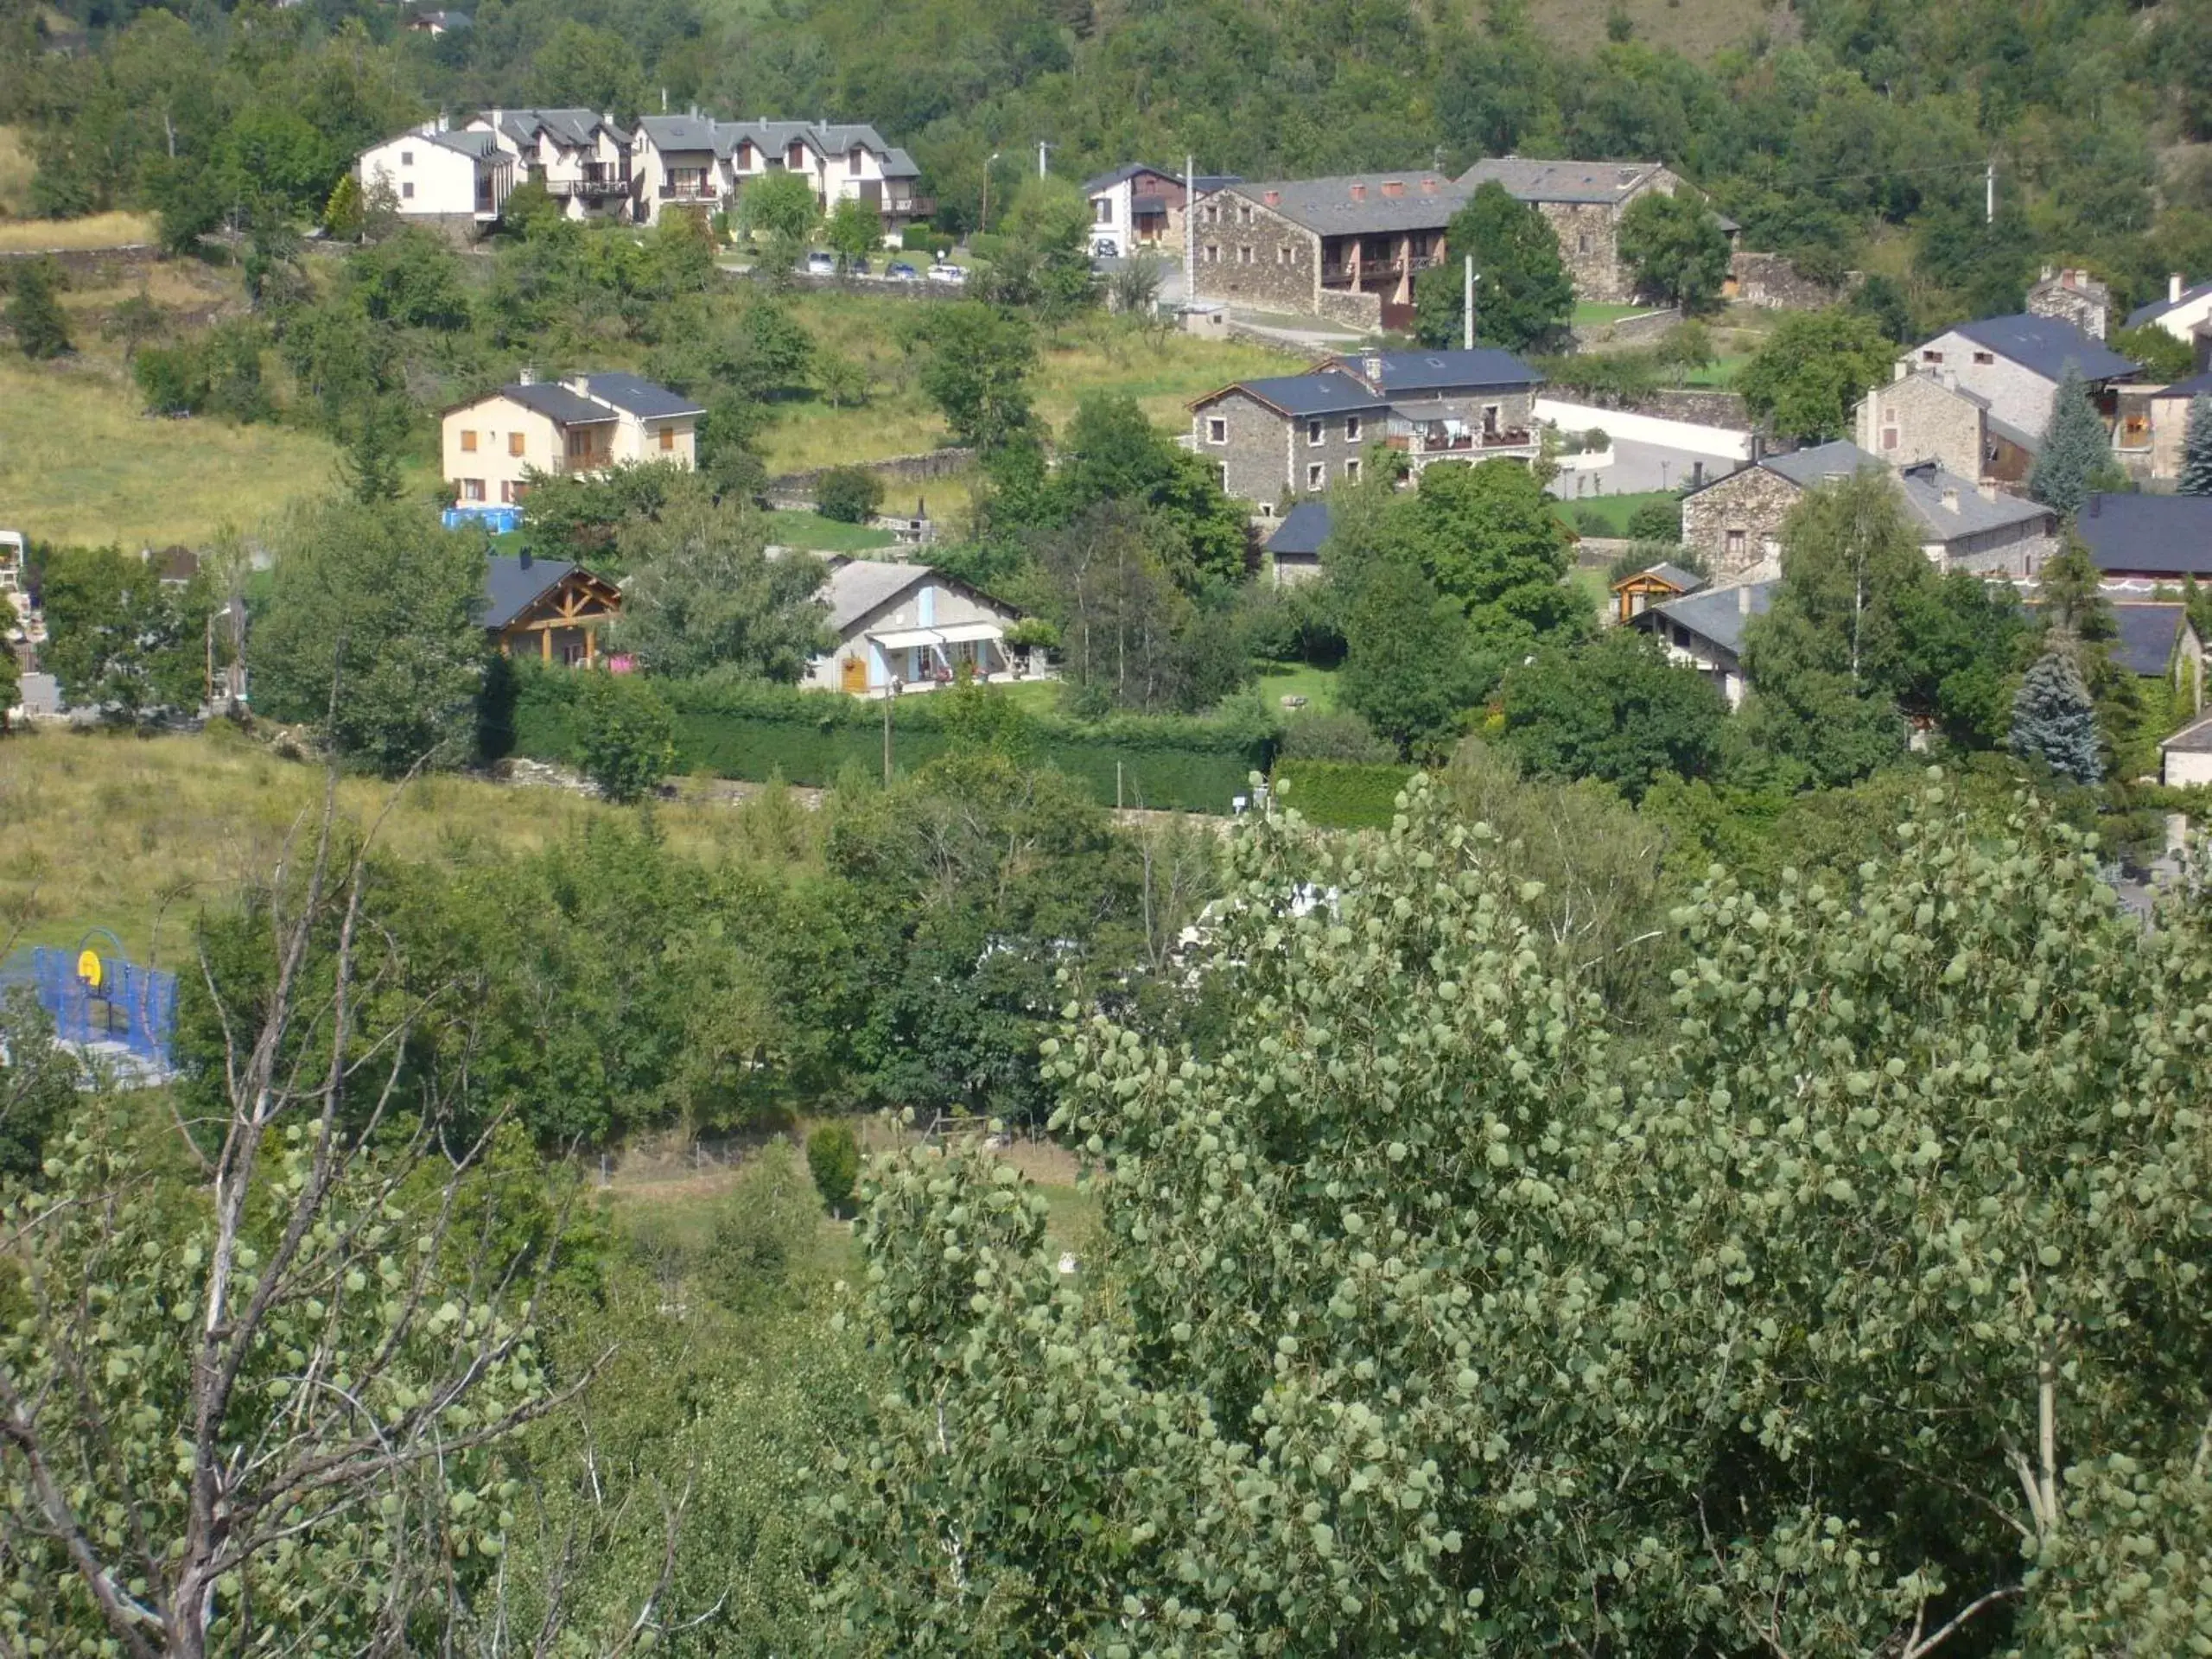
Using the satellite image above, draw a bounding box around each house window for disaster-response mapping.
[1206,416,1227,444]
[1205,244,1219,263]
[1345,416,1362,442]
[658,427,676,452]
[1239,203,1252,224]
[461,478,486,501]
[1483,404,1500,435]
[1726,529,1746,558]
[1095,199,1111,223]
[1278,244,1290,264]
[1306,462,1325,489]
[1344,457,1361,481]
[1973,351,1994,365]
[500,480,518,504]
[566,429,596,461]
[509,431,525,457]
[1922,350,1943,364]
[1881,425,1898,450]
[1239,245,1253,264]
[400,150,414,166]
[402,181,415,200]
[1307,419,1325,446]
[1577,232,1591,253]
[460,429,478,453]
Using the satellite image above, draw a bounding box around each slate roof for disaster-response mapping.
[1942,314,2138,384]
[1231,174,1464,236]
[418,128,501,162]
[1761,439,1884,489]
[493,108,629,149]
[2075,493,2212,577]
[2110,604,2189,677]
[2152,369,2212,401]
[1084,162,1242,194]
[1641,580,1777,660]
[1616,561,1705,594]
[1198,373,1395,418]
[821,560,929,633]
[1458,156,1669,206]
[2163,709,2212,753]
[634,115,720,153]
[1320,348,1542,393]
[1894,462,2053,543]
[1266,502,1333,559]
[480,556,576,630]
[2126,279,2212,330]
[570,371,703,420]
[881,147,921,180]
[496,382,616,426]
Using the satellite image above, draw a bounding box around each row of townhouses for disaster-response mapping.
[1088,156,1737,329]
[357,109,928,236]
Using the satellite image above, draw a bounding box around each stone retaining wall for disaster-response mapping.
[0,244,157,284]
[1556,386,1753,431]
[1313,287,1382,331]
[766,447,977,499]
[1730,250,1856,311]
[1569,306,1683,350]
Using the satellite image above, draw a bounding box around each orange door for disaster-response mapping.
[841,653,868,694]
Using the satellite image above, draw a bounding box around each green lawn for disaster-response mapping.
[1554,489,1681,537]
[760,510,899,553]
[1573,302,1656,324]
[1253,662,1343,715]
[1674,353,1750,389]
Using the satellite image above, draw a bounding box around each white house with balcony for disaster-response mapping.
[467,108,632,220]
[357,122,512,237]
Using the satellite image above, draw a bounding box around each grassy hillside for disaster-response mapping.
[764,296,1302,476]
[0,728,814,963]
[0,356,347,546]
[1513,0,1795,60]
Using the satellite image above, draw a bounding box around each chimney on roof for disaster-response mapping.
[1361,351,1384,388]
[1264,188,1280,207]
[1738,583,1751,615]
[2174,273,2186,305]
[518,366,535,385]
[1349,182,1367,201]
[2090,493,2103,518]
[1978,478,1997,501]
[1381,179,1404,197]
[1942,485,1961,513]
[518,546,531,569]
[2040,264,2054,283]
[1421,176,1439,194]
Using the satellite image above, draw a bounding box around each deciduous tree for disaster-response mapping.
[1737,306,1894,439]
[1618,188,1732,310]
[1498,626,1726,796]
[1411,181,1573,352]
[608,496,830,681]
[905,302,1038,453]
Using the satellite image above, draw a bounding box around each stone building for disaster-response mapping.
[2143,368,2212,482]
[1900,313,2137,443]
[2025,266,2113,341]
[1681,440,2054,584]
[1195,174,1460,329]
[1191,348,1543,515]
[1853,370,2038,486]
[1456,157,1717,305]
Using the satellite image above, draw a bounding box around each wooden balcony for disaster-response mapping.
[551,175,631,200]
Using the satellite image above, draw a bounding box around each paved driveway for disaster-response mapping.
[1550,436,1740,499]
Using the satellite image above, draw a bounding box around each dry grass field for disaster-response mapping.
[1515,0,1794,60]
[0,728,825,964]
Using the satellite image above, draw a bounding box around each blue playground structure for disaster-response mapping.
[0,931,179,1071]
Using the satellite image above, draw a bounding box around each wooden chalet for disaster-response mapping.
[1610,561,1706,625]
[481,554,620,664]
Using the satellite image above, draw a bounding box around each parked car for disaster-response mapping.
[887,261,920,282]
[804,251,836,276]
[926,263,967,285]
[1090,237,1122,258]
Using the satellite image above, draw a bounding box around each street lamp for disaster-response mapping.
[980,151,1001,236]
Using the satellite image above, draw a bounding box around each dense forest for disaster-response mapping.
[10,0,2212,321]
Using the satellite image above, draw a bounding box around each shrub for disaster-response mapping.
[702,1141,821,1309]
[1273,757,1417,828]
[806,1121,861,1215]
[574,670,675,804]
[815,465,885,524]
[1625,498,1682,542]
[1276,711,1395,764]
[901,224,938,252]
[5,258,70,360]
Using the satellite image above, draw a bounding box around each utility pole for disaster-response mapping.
[1464,256,1475,350]
[1185,153,1197,304]
[981,150,1001,235]
[881,690,892,785]
[1037,140,1052,179]
[1986,159,1995,226]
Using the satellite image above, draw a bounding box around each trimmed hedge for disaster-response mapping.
[496,666,1270,814]
[1272,759,1416,830]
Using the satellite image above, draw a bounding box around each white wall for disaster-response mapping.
[359,134,483,219]
[1535,398,1751,461]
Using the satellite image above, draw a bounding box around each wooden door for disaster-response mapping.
[841,652,868,694]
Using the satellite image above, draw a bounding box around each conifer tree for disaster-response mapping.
[2030,365,2117,515]
[3,257,70,359]
[2009,644,2104,784]
[2180,393,2212,497]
